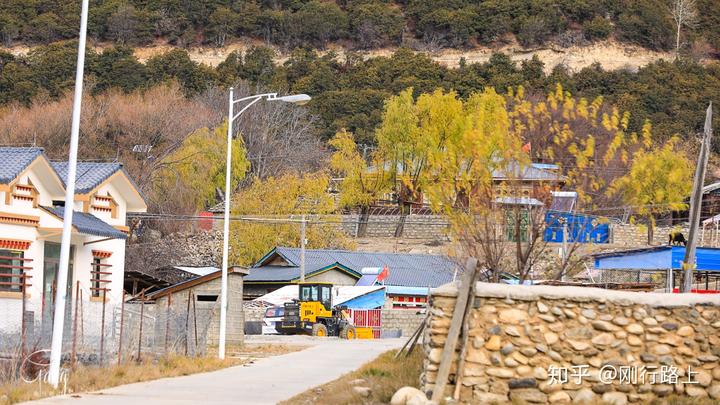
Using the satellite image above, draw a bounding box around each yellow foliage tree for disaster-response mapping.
[609,138,693,244]
[153,121,249,214]
[228,173,354,266]
[329,129,391,236]
[375,88,466,236]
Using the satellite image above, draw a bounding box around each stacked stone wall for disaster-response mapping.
[424,283,720,404]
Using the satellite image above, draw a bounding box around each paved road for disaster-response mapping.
[27,338,404,405]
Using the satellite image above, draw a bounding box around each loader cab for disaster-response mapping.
[297,282,333,323]
[299,282,332,310]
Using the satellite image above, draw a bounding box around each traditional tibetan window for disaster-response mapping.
[10,180,39,208]
[91,250,112,298]
[91,193,119,219]
[0,239,32,293]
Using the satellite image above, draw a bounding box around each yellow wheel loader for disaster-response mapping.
[275,282,356,339]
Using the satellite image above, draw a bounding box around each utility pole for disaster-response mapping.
[300,215,306,282]
[48,0,89,388]
[682,102,713,293]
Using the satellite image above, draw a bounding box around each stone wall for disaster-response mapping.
[340,214,450,239]
[381,309,426,337]
[424,283,720,404]
[610,224,718,248]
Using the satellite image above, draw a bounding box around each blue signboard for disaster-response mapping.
[544,211,609,244]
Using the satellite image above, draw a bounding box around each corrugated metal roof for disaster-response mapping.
[491,161,564,182]
[248,247,460,288]
[41,206,127,239]
[51,162,122,194]
[0,147,44,183]
[594,246,720,271]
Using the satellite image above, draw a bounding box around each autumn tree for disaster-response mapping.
[152,122,249,232]
[609,138,693,244]
[228,173,353,266]
[375,88,466,236]
[329,129,391,236]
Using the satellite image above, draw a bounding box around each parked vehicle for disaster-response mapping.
[262,306,285,335]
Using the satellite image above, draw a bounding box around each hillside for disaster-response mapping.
[1,0,719,56]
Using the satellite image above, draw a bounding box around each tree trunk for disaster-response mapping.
[394,202,409,237]
[647,215,654,245]
[357,205,370,237]
[676,22,681,59]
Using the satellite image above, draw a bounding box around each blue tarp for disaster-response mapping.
[544,211,609,244]
[340,288,386,309]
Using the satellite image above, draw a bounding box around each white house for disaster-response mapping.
[0,147,146,333]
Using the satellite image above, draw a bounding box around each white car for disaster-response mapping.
[261,306,285,335]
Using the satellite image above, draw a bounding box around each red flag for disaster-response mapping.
[522,142,531,153]
[377,265,390,282]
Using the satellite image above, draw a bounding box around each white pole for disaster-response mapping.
[300,215,306,282]
[48,0,89,388]
[218,87,234,360]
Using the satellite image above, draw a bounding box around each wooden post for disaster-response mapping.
[431,258,478,403]
[683,103,713,292]
[453,281,478,400]
[137,293,144,362]
[192,292,198,355]
[165,293,172,354]
[185,290,191,356]
[99,288,107,365]
[79,288,84,346]
[20,273,28,359]
[117,289,125,366]
[71,281,80,369]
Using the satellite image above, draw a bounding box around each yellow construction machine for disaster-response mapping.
[275,282,357,339]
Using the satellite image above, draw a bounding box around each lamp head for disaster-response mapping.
[275,94,312,105]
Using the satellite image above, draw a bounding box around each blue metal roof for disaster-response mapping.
[0,147,44,183]
[249,247,460,288]
[340,288,386,309]
[41,206,127,239]
[594,246,720,271]
[51,162,123,194]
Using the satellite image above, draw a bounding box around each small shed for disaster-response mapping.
[147,266,249,346]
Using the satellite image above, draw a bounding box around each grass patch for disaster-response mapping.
[1,343,304,405]
[281,349,423,405]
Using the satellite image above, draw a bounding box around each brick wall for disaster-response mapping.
[381,309,426,337]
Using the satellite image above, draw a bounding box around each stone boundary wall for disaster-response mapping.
[340,215,450,239]
[611,224,717,247]
[381,309,426,337]
[424,283,720,404]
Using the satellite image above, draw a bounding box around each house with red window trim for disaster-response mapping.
[0,147,146,332]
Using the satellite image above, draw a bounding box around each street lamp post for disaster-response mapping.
[48,0,89,388]
[218,89,310,359]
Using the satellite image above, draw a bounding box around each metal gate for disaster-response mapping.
[348,309,382,338]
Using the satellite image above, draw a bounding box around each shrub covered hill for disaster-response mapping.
[2,0,720,51]
[1,0,720,150]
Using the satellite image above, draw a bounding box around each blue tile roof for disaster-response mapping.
[0,147,44,183]
[51,162,123,194]
[41,206,127,239]
[246,247,461,288]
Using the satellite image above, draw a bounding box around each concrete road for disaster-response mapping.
[26,338,404,405]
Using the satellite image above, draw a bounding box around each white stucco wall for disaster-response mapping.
[0,158,136,333]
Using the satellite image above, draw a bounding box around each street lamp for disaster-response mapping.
[48,0,89,388]
[218,89,311,359]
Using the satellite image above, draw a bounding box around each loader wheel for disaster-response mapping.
[340,325,357,340]
[312,323,328,337]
